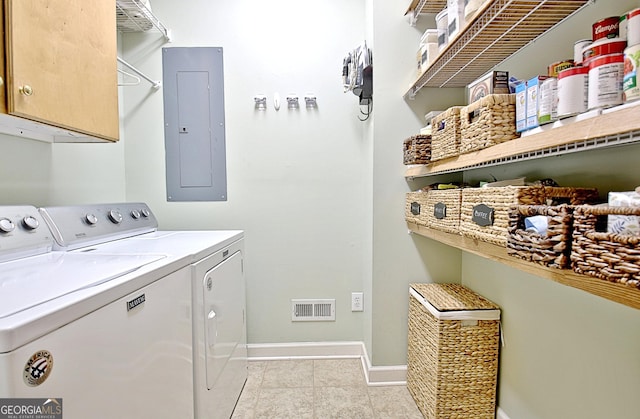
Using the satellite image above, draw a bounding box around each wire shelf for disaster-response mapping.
[406,0,589,98]
[116,0,170,40]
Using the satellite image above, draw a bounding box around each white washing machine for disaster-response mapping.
[40,203,247,419]
[0,205,194,418]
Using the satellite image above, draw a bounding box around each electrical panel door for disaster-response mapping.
[162,47,227,201]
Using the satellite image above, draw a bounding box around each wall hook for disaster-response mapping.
[304,95,317,108]
[254,95,267,110]
[286,95,299,109]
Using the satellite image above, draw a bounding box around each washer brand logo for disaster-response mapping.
[0,398,62,419]
[127,294,146,311]
[23,351,53,387]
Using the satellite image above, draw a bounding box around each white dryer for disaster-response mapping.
[40,203,247,418]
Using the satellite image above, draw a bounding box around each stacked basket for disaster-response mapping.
[461,185,598,247]
[404,95,518,166]
[507,205,576,269]
[571,205,640,288]
[406,188,462,234]
[431,107,463,161]
[425,189,462,234]
[405,191,429,226]
[403,135,431,165]
[460,94,518,154]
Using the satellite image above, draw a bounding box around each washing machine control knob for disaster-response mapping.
[0,218,15,233]
[22,216,39,230]
[140,208,150,218]
[85,213,98,225]
[108,210,123,224]
[130,210,141,219]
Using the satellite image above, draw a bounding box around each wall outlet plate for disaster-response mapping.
[351,292,364,312]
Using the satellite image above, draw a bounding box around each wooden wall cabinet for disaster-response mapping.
[0,0,119,143]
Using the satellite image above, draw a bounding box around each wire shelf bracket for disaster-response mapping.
[117,56,162,90]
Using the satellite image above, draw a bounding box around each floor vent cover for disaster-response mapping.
[291,299,336,321]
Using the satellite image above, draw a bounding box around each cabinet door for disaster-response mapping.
[0,3,5,115]
[5,0,119,142]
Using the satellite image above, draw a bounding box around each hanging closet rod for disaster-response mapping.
[117,57,162,89]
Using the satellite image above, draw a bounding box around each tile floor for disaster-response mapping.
[231,358,423,418]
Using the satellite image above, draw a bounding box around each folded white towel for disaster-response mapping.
[524,215,548,236]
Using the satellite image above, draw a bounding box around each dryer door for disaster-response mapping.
[202,251,245,389]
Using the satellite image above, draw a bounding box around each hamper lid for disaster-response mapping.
[410,283,500,320]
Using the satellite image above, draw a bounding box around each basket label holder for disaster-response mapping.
[472,203,495,226]
[410,202,421,215]
[434,202,447,219]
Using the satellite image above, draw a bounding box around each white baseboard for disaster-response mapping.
[496,407,511,419]
[246,341,407,385]
[247,341,363,359]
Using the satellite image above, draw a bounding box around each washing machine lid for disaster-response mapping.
[0,252,165,319]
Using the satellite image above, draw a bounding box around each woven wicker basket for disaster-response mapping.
[460,94,518,154]
[431,107,463,161]
[507,204,575,269]
[405,191,429,226]
[571,205,640,288]
[425,189,462,234]
[404,135,431,165]
[461,186,598,246]
[407,283,500,419]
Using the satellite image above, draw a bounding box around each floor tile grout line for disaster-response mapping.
[243,359,420,418]
[312,360,315,419]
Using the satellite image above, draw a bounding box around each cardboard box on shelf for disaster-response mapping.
[515,81,527,133]
[467,71,510,104]
[526,76,550,130]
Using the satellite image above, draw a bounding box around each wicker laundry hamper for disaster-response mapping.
[407,283,501,419]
